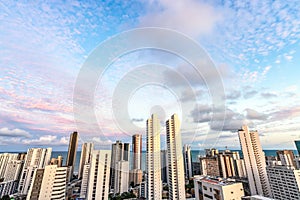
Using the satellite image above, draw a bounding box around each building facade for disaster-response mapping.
[238,125,271,197]
[146,114,162,200]
[78,142,94,179]
[18,148,52,195]
[132,134,142,170]
[267,165,300,200]
[86,150,111,200]
[183,144,193,180]
[110,141,130,192]
[166,114,186,200]
[66,131,78,178]
[114,160,129,195]
[26,165,68,200]
[194,176,245,200]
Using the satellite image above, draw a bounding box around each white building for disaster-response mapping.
[267,165,300,200]
[238,125,271,197]
[0,160,24,197]
[183,144,193,180]
[166,114,186,200]
[86,150,111,200]
[194,176,244,200]
[78,142,94,179]
[26,165,68,200]
[80,164,91,198]
[114,160,129,195]
[146,114,162,200]
[18,148,52,195]
[0,153,18,179]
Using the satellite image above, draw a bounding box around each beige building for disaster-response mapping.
[18,148,52,195]
[0,153,18,179]
[129,169,143,186]
[238,125,271,197]
[146,114,162,200]
[26,165,68,200]
[78,142,94,179]
[194,176,244,200]
[166,114,186,200]
[276,150,296,168]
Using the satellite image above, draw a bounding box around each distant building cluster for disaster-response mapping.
[0,118,300,200]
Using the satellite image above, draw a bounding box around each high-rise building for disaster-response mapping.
[110,141,130,192]
[78,142,94,179]
[114,160,129,195]
[26,165,68,200]
[276,150,296,168]
[0,153,18,179]
[18,148,52,195]
[79,164,91,198]
[295,140,300,156]
[200,157,220,177]
[166,114,186,200]
[66,131,78,178]
[183,144,193,180]
[238,125,271,197]
[132,134,142,170]
[50,155,63,167]
[86,150,111,200]
[129,169,143,186]
[161,150,168,183]
[218,153,236,178]
[146,114,162,200]
[194,176,245,200]
[0,160,24,197]
[267,165,300,200]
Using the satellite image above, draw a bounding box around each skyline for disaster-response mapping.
[0,0,300,151]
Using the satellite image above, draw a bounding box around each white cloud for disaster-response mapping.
[139,0,222,37]
[0,127,32,138]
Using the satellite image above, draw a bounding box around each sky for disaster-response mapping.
[0,0,300,151]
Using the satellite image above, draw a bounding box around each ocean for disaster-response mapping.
[52,149,299,173]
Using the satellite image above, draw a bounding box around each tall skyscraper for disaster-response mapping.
[18,148,52,195]
[110,141,130,192]
[26,165,68,200]
[238,125,271,197]
[166,114,186,200]
[267,165,300,200]
[66,131,78,177]
[132,134,142,170]
[294,140,300,155]
[183,144,192,180]
[78,142,94,179]
[86,150,111,200]
[114,160,129,195]
[146,114,162,200]
[276,150,296,168]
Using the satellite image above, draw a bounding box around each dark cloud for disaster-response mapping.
[243,90,258,99]
[131,118,144,122]
[180,89,204,102]
[190,104,248,132]
[261,92,277,98]
[225,90,241,100]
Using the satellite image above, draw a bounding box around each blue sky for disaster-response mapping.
[0,0,299,151]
